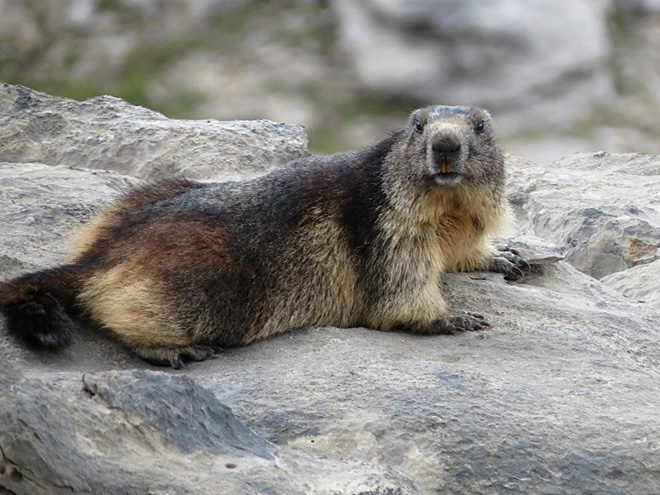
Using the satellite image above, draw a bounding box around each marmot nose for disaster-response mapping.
[432,135,462,155]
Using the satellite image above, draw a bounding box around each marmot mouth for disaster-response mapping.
[431,171,464,185]
[430,160,465,183]
[430,159,465,177]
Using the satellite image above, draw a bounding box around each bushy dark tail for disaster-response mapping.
[0,265,82,349]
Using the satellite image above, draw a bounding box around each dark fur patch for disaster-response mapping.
[0,266,83,348]
[339,131,402,297]
[75,178,199,265]
[135,211,236,278]
[118,178,196,211]
[470,215,485,234]
[1,278,73,348]
[340,133,400,254]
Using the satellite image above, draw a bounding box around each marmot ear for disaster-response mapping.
[414,118,424,133]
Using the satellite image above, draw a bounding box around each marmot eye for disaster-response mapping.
[475,120,485,133]
[414,118,424,133]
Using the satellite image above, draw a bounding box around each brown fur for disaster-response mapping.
[0,105,527,367]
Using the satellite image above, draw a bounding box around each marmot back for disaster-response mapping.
[0,105,529,368]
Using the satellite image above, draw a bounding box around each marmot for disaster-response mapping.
[0,105,528,368]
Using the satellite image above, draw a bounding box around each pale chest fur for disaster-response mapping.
[381,185,504,277]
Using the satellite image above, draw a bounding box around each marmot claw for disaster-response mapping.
[489,247,532,281]
[435,311,491,334]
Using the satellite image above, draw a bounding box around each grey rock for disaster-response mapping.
[495,234,565,266]
[331,0,613,134]
[507,152,660,279]
[601,258,660,310]
[0,367,417,495]
[0,162,140,279]
[0,83,309,181]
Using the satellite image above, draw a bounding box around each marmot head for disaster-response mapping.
[386,105,505,193]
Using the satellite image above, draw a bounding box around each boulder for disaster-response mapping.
[1,84,660,494]
[507,152,660,279]
[0,367,416,495]
[601,258,660,311]
[0,162,139,279]
[0,83,308,181]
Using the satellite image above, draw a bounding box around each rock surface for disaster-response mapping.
[507,152,660,279]
[1,85,660,494]
[0,367,416,495]
[0,83,308,181]
[601,258,660,310]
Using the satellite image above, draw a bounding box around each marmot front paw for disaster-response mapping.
[488,248,531,281]
[434,311,491,334]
